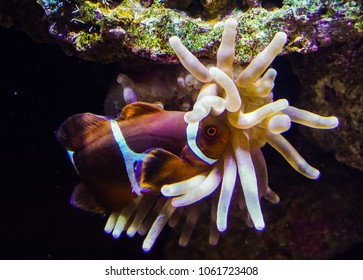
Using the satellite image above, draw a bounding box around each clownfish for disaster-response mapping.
[56,102,230,214]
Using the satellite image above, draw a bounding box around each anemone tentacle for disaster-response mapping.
[216,148,237,231]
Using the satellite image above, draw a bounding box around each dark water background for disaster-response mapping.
[0,26,362,260]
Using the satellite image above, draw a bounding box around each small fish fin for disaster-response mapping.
[140,148,196,191]
[70,183,105,214]
[56,113,108,151]
[119,102,163,120]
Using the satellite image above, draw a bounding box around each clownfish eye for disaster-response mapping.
[204,125,217,137]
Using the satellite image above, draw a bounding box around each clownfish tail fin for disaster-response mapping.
[56,113,109,151]
[71,183,105,214]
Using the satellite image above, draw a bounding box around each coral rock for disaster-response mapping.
[1,0,362,64]
[291,39,363,172]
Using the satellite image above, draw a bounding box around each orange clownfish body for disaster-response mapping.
[56,102,230,214]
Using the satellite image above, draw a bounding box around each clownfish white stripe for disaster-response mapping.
[67,150,79,174]
[110,120,146,196]
[186,122,218,165]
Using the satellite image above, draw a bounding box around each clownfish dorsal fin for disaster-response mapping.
[71,183,105,214]
[119,102,163,120]
[140,149,202,191]
[56,113,109,151]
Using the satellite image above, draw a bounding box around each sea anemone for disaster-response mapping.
[104,18,339,251]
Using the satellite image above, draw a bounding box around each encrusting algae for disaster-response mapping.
[79,18,339,251]
[36,0,363,64]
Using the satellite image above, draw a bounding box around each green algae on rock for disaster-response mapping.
[34,0,363,64]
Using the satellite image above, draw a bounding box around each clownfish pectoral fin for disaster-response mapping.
[140,149,201,192]
[119,102,163,120]
[71,183,105,214]
[56,113,109,151]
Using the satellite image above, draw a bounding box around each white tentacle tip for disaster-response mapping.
[112,231,122,239]
[273,196,280,204]
[225,17,238,28]
[169,36,180,46]
[311,169,320,180]
[142,242,152,252]
[330,116,339,128]
[104,224,114,234]
[217,223,227,232]
[252,216,265,231]
[255,223,265,231]
[126,229,136,238]
[275,32,288,45]
[278,98,289,109]
[271,194,281,204]
[184,112,197,123]
[184,107,208,123]
[104,228,112,234]
[184,112,193,124]
[160,185,173,196]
